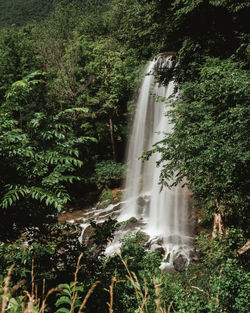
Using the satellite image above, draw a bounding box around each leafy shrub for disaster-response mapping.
[98,188,122,209]
[159,230,250,313]
[0,223,83,286]
[94,160,125,189]
[104,233,162,313]
[98,189,113,208]
[0,73,96,238]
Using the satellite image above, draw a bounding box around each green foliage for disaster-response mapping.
[0,26,40,103]
[94,160,125,189]
[160,232,250,313]
[104,233,162,313]
[0,0,57,27]
[90,217,118,250]
[0,106,87,213]
[77,37,139,161]
[0,0,111,29]
[55,282,84,313]
[32,7,139,165]
[99,189,113,202]
[0,223,83,284]
[149,57,249,228]
[0,0,138,238]
[0,75,96,238]
[0,230,249,313]
[98,189,113,208]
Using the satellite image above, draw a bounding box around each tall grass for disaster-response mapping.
[0,253,172,313]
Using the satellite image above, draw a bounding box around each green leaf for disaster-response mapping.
[55,296,72,306]
[55,308,71,313]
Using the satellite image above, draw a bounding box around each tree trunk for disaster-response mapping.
[238,241,250,255]
[109,112,117,161]
[212,199,225,238]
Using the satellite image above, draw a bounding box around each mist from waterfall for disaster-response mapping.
[120,55,193,256]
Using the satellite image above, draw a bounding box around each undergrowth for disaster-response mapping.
[0,231,249,313]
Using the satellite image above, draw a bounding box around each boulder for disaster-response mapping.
[113,203,122,212]
[137,196,146,207]
[173,254,188,272]
[136,231,150,246]
[150,244,165,258]
[81,225,95,247]
[148,236,163,246]
[81,223,103,248]
[118,217,142,231]
[126,216,138,224]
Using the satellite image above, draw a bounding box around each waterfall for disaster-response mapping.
[74,54,194,269]
[119,55,193,267]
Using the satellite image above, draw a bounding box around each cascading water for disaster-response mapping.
[119,55,193,269]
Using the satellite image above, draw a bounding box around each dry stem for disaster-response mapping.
[77,281,101,313]
[1,264,15,313]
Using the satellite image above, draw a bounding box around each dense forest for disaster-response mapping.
[0,0,249,312]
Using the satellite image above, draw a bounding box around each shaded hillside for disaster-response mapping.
[0,0,59,27]
[0,0,111,27]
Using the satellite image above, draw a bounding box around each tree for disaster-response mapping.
[83,38,139,161]
[0,73,96,239]
[0,25,39,104]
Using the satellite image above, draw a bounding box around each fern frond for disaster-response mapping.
[0,185,70,212]
[55,107,89,120]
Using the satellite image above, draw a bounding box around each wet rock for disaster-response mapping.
[149,236,163,246]
[160,262,176,273]
[96,200,111,210]
[81,225,95,247]
[121,217,138,230]
[136,196,150,215]
[110,212,120,219]
[76,217,84,223]
[113,203,122,211]
[150,244,165,258]
[116,217,145,233]
[99,211,111,218]
[81,223,103,248]
[173,254,188,272]
[165,252,171,263]
[127,216,138,224]
[137,196,146,207]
